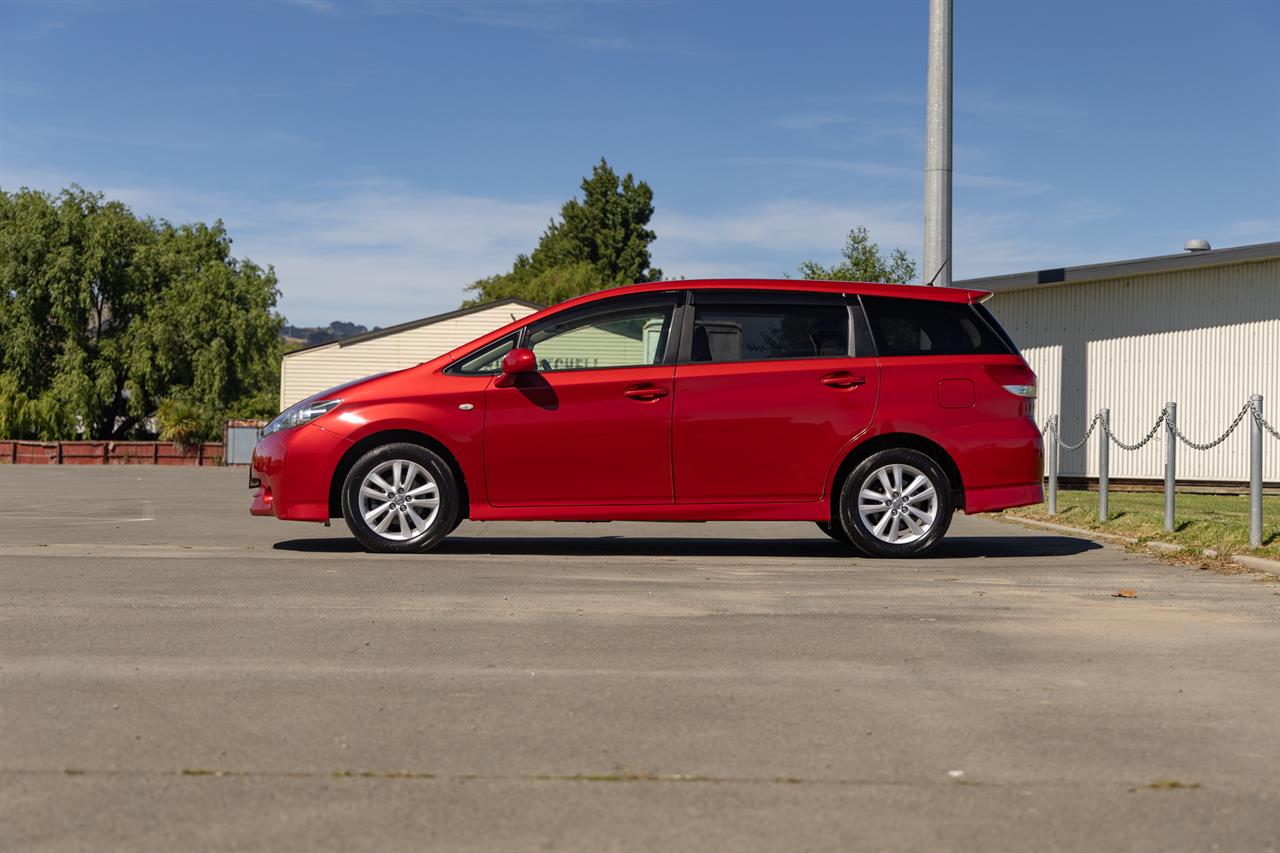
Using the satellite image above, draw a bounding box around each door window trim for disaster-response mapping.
[676,289,863,365]
[445,291,685,376]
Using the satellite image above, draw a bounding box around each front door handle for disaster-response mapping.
[820,371,866,389]
[623,384,669,402]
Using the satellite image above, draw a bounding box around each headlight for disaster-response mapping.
[261,399,342,437]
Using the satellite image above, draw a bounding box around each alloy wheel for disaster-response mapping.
[857,463,938,545]
[357,459,440,541]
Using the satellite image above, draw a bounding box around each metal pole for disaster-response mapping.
[923,0,952,287]
[1250,395,1263,548]
[1164,402,1177,532]
[1098,409,1109,521]
[1047,415,1058,515]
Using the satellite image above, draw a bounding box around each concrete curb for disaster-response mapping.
[1231,554,1280,575]
[998,514,1280,578]
[997,515,1137,545]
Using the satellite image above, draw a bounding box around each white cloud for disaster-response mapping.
[363,0,576,31]
[651,200,1074,283]
[1225,219,1279,240]
[236,186,557,325]
[280,0,339,13]
[580,34,630,50]
[654,200,919,255]
[730,155,914,180]
[771,113,852,131]
[0,166,1156,321]
[731,156,1053,195]
[650,200,922,281]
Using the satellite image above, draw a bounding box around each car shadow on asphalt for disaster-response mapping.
[272,534,1102,559]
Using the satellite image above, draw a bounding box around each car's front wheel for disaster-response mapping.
[815,521,856,548]
[838,449,953,558]
[341,443,459,554]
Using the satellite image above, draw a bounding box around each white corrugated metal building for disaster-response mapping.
[280,299,541,408]
[965,241,1279,486]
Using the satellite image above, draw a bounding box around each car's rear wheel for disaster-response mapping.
[341,443,459,554]
[839,449,953,558]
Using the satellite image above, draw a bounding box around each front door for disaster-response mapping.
[672,292,880,503]
[484,294,679,506]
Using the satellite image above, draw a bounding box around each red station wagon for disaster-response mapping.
[251,280,1043,556]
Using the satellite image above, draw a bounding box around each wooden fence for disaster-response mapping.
[0,441,224,466]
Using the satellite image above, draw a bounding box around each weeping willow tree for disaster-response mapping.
[0,186,282,441]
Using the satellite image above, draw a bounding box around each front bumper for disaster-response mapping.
[250,424,351,522]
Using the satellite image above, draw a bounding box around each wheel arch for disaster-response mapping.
[828,432,964,521]
[328,429,470,520]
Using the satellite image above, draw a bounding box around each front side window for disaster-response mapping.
[689,302,849,363]
[860,296,1012,357]
[527,301,673,372]
[451,334,516,375]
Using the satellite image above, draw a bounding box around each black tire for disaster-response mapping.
[839,448,953,558]
[340,443,460,554]
[815,521,855,546]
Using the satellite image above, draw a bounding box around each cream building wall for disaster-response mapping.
[984,256,1279,483]
[280,301,539,408]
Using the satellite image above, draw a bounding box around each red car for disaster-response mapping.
[252,280,1042,557]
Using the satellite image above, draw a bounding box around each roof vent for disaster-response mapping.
[1183,239,1212,252]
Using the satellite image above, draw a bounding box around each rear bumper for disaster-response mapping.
[939,417,1044,514]
[963,482,1043,515]
[250,424,350,522]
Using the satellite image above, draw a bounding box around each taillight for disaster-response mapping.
[1002,383,1037,399]
[983,364,1037,415]
[983,364,1036,395]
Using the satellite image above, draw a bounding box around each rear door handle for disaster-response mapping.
[820,371,866,389]
[623,384,669,401]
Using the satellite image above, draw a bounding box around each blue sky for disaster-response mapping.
[2,0,1276,326]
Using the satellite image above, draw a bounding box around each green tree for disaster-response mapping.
[0,186,283,441]
[464,159,662,306]
[797,226,918,284]
[155,397,215,451]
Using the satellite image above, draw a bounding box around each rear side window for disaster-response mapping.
[973,303,1021,354]
[860,296,1012,357]
[689,302,849,363]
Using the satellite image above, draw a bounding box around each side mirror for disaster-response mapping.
[495,347,537,387]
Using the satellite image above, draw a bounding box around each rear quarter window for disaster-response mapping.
[860,295,1012,357]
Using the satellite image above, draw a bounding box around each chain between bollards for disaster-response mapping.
[1042,395,1269,547]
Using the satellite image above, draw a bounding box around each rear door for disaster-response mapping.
[671,291,880,503]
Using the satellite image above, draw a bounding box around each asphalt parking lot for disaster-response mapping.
[1,466,1278,852]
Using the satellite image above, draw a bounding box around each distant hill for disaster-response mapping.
[281,321,379,349]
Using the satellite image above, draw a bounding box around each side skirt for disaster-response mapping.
[469,501,830,523]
